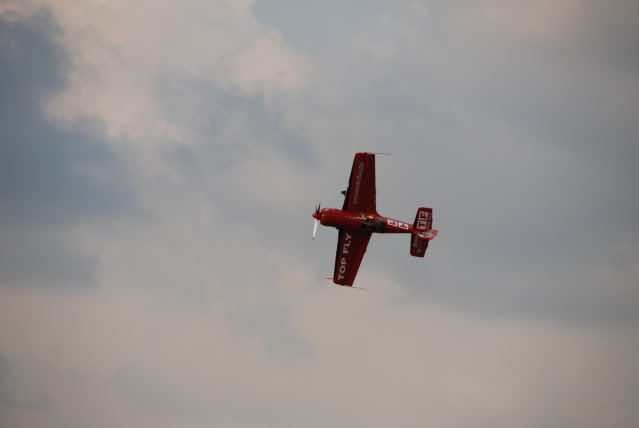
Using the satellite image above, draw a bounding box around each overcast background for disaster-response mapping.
[1,1,638,427]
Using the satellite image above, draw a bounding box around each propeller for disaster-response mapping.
[312,202,321,239]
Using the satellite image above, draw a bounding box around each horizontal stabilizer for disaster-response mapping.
[410,233,429,257]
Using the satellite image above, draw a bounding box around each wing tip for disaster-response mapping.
[324,278,366,291]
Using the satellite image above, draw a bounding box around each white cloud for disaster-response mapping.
[15,0,309,140]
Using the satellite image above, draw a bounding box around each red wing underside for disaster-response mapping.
[333,229,372,286]
[342,153,376,214]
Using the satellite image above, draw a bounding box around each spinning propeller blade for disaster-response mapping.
[312,202,321,239]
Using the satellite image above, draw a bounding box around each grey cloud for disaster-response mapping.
[0,353,46,411]
[112,367,218,424]
[112,367,302,427]
[125,0,639,331]
[0,227,97,288]
[276,0,639,325]
[574,0,639,73]
[0,13,131,287]
[254,0,392,54]
[1,3,638,428]
[0,353,11,405]
[225,298,313,361]
[155,76,314,166]
[151,75,319,243]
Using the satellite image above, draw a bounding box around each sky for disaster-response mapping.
[1,1,638,427]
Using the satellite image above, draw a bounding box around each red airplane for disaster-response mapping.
[312,152,438,287]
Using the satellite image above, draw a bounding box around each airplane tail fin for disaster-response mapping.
[410,207,437,258]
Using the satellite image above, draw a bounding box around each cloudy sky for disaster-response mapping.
[1,1,638,427]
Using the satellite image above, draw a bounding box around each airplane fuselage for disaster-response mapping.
[313,208,418,235]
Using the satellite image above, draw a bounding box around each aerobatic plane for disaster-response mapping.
[312,152,438,287]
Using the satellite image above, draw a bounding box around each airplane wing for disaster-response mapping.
[342,152,377,213]
[333,228,372,286]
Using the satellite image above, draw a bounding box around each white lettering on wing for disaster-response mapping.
[342,232,351,254]
[337,232,352,281]
[352,162,364,205]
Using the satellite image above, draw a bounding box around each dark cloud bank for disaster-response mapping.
[0,13,130,288]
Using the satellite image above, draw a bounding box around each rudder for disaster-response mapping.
[410,207,436,258]
[413,207,432,231]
